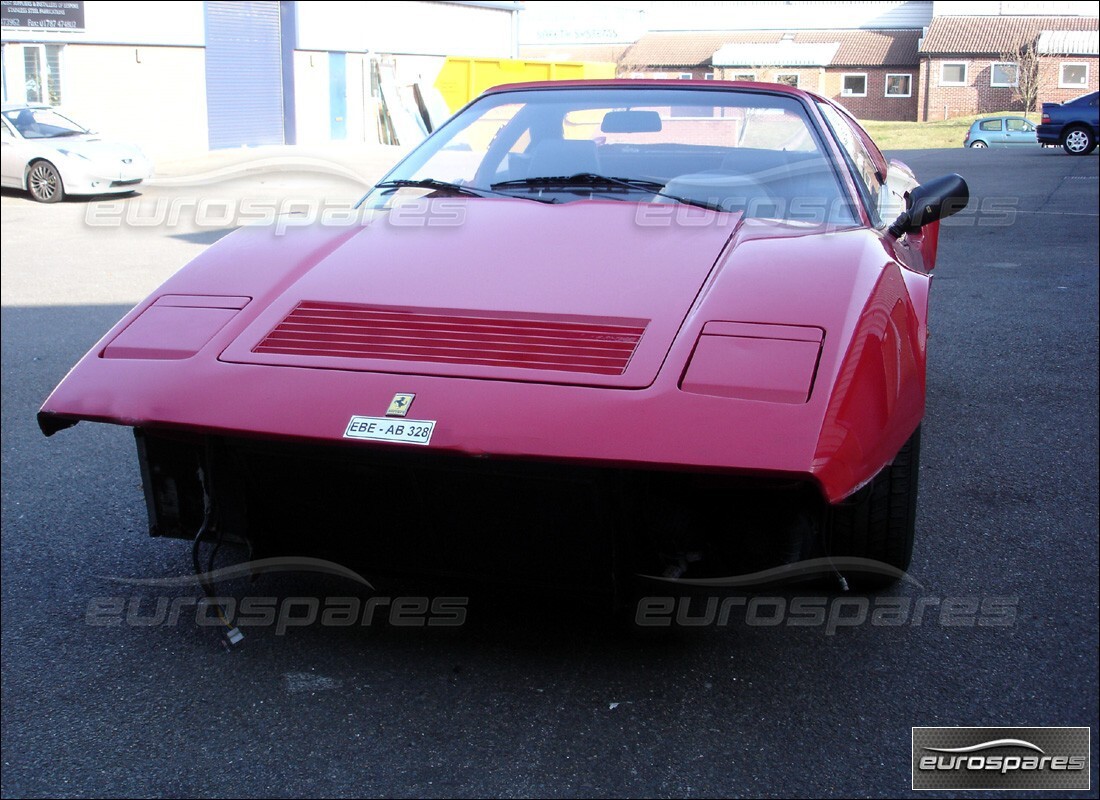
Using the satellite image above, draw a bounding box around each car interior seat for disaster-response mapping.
[524,139,601,178]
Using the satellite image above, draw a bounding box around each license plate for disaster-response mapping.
[344,416,435,446]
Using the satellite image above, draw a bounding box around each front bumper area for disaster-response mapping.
[58,158,152,195]
[136,429,826,589]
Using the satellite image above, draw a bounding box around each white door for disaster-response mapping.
[0,121,27,188]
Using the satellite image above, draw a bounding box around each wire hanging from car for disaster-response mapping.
[191,463,244,649]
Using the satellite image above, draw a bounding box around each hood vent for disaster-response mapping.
[253,301,647,376]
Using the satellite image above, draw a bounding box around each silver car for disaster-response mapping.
[0,105,153,203]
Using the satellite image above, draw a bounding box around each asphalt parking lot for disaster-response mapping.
[2,146,1097,798]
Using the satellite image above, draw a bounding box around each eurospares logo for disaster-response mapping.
[912,727,1090,790]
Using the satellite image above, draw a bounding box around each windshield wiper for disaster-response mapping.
[490,173,725,212]
[492,173,664,191]
[374,178,554,203]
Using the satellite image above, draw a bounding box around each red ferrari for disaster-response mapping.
[39,81,967,597]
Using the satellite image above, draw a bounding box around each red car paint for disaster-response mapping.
[39,81,941,505]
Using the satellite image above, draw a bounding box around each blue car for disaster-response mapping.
[964,115,1037,148]
[1037,91,1099,155]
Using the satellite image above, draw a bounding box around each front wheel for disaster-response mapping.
[826,426,921,589]
[27,160,64,203]
[969,140,987,148]
[1062,126,1095,155]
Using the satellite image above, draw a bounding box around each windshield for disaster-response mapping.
[3,107,88,139]
[364,87,858,225]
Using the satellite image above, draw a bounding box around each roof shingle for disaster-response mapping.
[525,28,923,69]
[919,15,1099,55]
[713,41,841,67]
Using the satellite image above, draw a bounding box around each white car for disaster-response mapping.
[0,105,153,203]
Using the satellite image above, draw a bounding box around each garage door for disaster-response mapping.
[205,0,284,149]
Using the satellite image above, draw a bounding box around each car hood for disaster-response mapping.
[219,198,740,388]
[39,135,146,162]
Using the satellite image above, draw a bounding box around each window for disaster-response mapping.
[22,47,43,104]
[775,73,799,87]
[940,62,968,86]
[414,101,523,184]
[704,72,715,80]
[679,72,693,80]
[885,73,912,97]
[2,106,87,139]
[731,72,755,82]
[18,44,64,105]
[991,62,1018,87]
[1060,62,1089,88]
[979,119,1003,131]
[1006,118,1033,132]
[817,101,884,225]
[669,104,717,118]
[371,87,857,225]
[841,73,867,97]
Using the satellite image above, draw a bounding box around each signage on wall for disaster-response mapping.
[1,1,85,31]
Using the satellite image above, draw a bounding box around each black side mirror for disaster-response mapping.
[888,173,969,237]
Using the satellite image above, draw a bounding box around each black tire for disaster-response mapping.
[827,426,921,589]
[969,140,987,148]
[1062,125,1095,156]
[27,160,64,203]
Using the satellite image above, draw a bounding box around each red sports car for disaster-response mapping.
[39,81,967,600]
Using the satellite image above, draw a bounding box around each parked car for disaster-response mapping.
[39,81,968,626]
[964,115,1036,148]
[0,104,152,202]
[1036,90,1099,155]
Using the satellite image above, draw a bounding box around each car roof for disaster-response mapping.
[1,104,50,112]
[480,78,817,102]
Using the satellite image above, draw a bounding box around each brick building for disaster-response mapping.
[710,30,922,121]
[917,15,1099,121]
[519,4,1099,123]
[528,28,923,121]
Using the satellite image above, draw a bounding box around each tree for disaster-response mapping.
[614,44,649,78]
[1000,39,1043,120]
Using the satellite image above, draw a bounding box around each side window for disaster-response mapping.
[817,101,885,225]
[1006,119,1029,132]
[979,119,1003,132]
